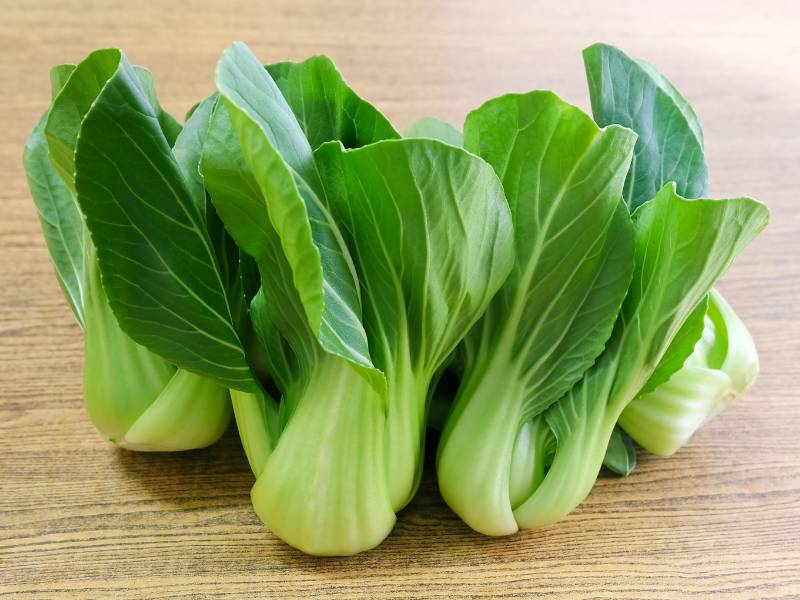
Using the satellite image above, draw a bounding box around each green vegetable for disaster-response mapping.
[202,42,513,554]
[25,40,768,556]
[25,62,231,451]
[39,41,511,554]
[583,43,708,211]
[437,91,637,535]
[583,43,760,458]
[620,289,758,456]
[511,183,768,529]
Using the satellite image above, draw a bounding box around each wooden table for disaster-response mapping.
[2,0,798,597]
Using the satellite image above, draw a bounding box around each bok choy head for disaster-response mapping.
[435,90,638,536]
[583,43,761,458]
[200,42,513,554]
[24,60,231,451]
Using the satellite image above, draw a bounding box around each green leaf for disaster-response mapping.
[267,56,399,150]
[316,138,514,508]
[172,94,216,208]
[215,42,372,369]
[47,48,256,391]
[171,94,251,338]
[583,43,708,210]
[602,426,637,476]
[634,58,704,146]
[404,117,464,146]
[638,294,709,396]
[508,416,555,506]
[24,111,86,328]
[463,91,637,418]
[583,45,759,457]
[436,91,637,536]
[46,55,182,188]
[131,66,183,146]
[202,100,320,392]
[512,183,769,529]
[49,64,76,100]
[317,138,514,379]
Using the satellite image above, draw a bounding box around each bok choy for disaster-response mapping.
[24,40,768,556]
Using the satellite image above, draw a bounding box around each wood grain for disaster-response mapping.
[1,0,799,597]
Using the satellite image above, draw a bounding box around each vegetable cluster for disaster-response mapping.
[25,41,768,555]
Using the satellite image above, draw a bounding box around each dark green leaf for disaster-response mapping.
[603,426,637,476]
[583,43,708,210]
[47,48,255,391]
[267,56,399,150]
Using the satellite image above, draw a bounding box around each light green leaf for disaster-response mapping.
[318,138,514,379]
[436,91,637,536]
[583,43,708,210]
[463,91,637,417]
[24,112,86,328]
[267,56,399,150]
[215,42,372,369]
[46,48,256,391]
[508,416,555,506]
[638,294,708,396]
[513,183,769,528]
[404,117,464,146]
[620,289,759,456]
[584,44,758,457]
[317,138,514,508]
[49,64,76,100]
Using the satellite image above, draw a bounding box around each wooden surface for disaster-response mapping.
[1,0,799,597]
